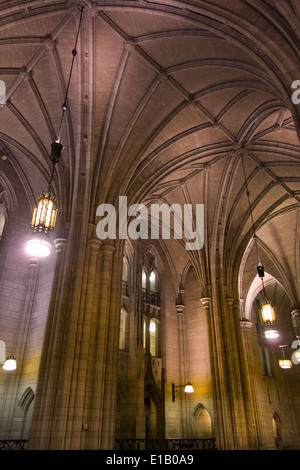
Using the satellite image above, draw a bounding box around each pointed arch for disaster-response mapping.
[18,386,35,412]
[144,380,165,439]
[180,260,193,290]
[192,403,213,439]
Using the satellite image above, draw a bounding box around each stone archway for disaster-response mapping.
[272,412,282,449]
[193,403,213,439]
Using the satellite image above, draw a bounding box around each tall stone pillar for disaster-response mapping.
[69,234,102,449]
[200,296,222,447]
[80,241,116,449]
[224,298,249,449]
[201,292,250,449]
[27,237,68,449]
[240,319,264,449]
[95,243,116,449]
[176,295,187,437]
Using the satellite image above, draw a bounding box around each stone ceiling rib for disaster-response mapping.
[0,0,299,303]
[236,102,284,143]
[6,100,49,159]
[28,75,56,141]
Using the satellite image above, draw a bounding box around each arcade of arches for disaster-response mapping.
[1,0,300,451]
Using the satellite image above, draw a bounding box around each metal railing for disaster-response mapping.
[0,440,28,450]
[0,438,216,451]
[122,280,128,297]
[142,288,160,306]
[115,438,216,450]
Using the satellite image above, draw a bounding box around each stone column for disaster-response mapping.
[84,243,115,448]
[69,235,102,449]
[201,296,222,447]
[224,298,249,449]
[176,297,187,437]
[176,302,185,379]
[27,237,67,449]
[240,319,263,449]
[201,293,249,449]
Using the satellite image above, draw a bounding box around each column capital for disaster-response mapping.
[176,304,185,315]
[88,238,102,252]
[176,289,185,306]
[29,257,39,267]
[100,243,115,254]
[240,319,252,330]
[54,238,67,253]
[201,297,211,308]
[226,297,234,306]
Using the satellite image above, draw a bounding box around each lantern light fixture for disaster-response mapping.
[261,300,279,339]
[172,382,194,401]
[25,187,58,258]
[25,7,83,258]
[279,345,292,369]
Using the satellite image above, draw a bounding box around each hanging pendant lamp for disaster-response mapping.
[25,8,83,257]
[241,155,279,339]
[279,345,292,369]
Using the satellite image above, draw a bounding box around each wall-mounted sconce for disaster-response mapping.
[172,382,194,401]
[1,355,17,371]
[0,341,17,371]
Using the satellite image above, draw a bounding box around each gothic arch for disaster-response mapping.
[192,403,213,439]
[244,271,289,322]
[18,386,35,412]
[18,386,35,439]
[144,380,165,439]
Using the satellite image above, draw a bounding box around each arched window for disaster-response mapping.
[143,318,160,357]
[141,257,161,357]
[122,260,128,296]
[119,309,128,350]
[0,339,6,363]
[143,317,147,353]
[150,271,159,306]
[259,345,272,377]
[142,269,160,306]
[142,268,148,302]
[149,319,158,357]
[0,207,5,239]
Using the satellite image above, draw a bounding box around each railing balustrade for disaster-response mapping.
[122,280,128,297]
[0,438,216,451]
[0,440,28,450]
[115,438,216,450]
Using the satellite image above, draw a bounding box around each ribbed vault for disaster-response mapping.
[0,0,300,306]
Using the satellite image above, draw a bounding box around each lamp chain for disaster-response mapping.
[240,154,267,296]
[57,6,84,144]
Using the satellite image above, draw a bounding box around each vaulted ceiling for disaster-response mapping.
[0,0,300,307]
